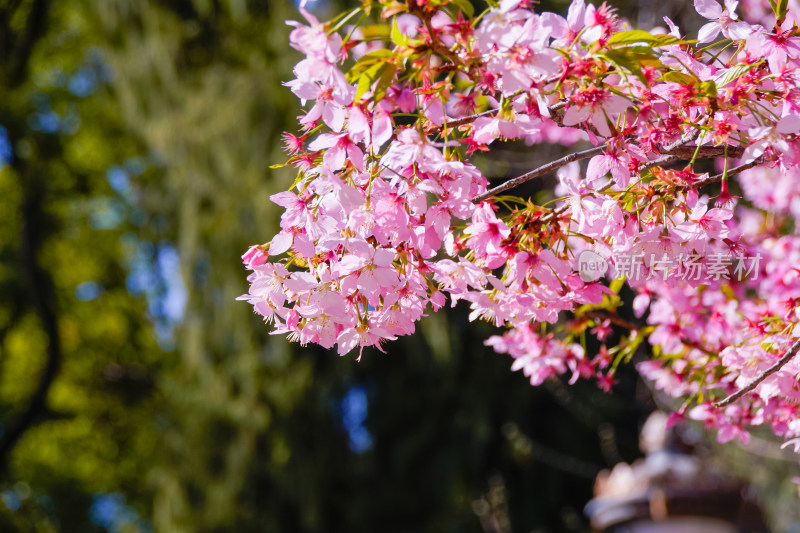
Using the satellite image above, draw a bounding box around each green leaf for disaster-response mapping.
[661,71,696,85]
[713,63,755,87]
[390,16,408,47]
[770,0,789,22]
[372,62,398,101]
[290,171,307,190]
[347,49,394,82]
[355,61,397,102]
[621,46,663,66]
[603,48,651,83]
[768,0,778,14]
[609,276,625,295]
[358,23,391,40]
[699,79,717,97]
[450,0,475,18]
[607,30,681,47]
[329,7,363,34]
[355,62,386,101]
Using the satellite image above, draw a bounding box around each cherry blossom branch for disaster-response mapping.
[585,312,714,357]
[447,109,496,128]
[474,140,752,204]
[681,157,767,190]
[638,144,746,173]
[639,154,682,172]
[539,204,570,224]
[714,337,800,408]
[444,81,564,130]
[411,3,463,67]
[251,0,800,451]
[472,144,608,203]
[585,311,639,331]
[660,144,744,159]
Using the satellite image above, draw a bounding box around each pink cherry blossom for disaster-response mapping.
[694,0,753,43]
[241,0,800,456]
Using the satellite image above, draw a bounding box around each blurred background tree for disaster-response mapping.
[0,0,797,532]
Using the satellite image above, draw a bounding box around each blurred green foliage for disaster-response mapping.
[0,1,790,532]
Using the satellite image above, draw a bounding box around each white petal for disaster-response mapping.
[694,0,723,19]
[270,232,293,256]
[697,22,721,43]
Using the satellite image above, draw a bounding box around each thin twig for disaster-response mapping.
[472,144,607,204]
[444,77,564,130]
[661,131,700,153]
[714,337,800,408]
[585,311,640,331]
[539,204,570,224]
[0,170,61,469]
[680,157,766,190]
[639,155,682,172]
[660,144,744,159]
[640,143,744,173]
[413,4,463,67]
[446,109,496,128]
[473,140,754,204]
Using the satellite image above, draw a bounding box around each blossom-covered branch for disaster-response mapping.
[715,336,800,408]
[241,0,800,457]
[472,144,607,203]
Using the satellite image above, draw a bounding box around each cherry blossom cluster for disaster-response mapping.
[241,0,800,453]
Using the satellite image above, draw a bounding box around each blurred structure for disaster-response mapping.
[586,412,768,532]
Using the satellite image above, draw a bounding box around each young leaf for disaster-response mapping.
[450,0,475,18]
[373,62,398,101]
[355,61,397,101]
[661,71,696,85]
[608,30,682,47]
[699,80,717,98]
[390,16,408,47]
[602,47,660,83]
[347,49,394,82]
[768,0,779,14]
[770,0,789,23]
[713,63,755,87]
[328,7,363,34]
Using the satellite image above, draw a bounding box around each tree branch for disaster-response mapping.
[680,157,767,190]
[639,154,681,172]
[0,171,62,469]
[539,204,570,225]
[8,0,51,87]
[714,337,800,408]
[660,144,744,159]
[584,310,640,332]
[472,140,754,204]
[446,109,495,129]
[411,3,463,67]
[443,80,564,130]
[472,144,607,204]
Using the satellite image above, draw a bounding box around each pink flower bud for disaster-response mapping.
[242,245,268,269]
